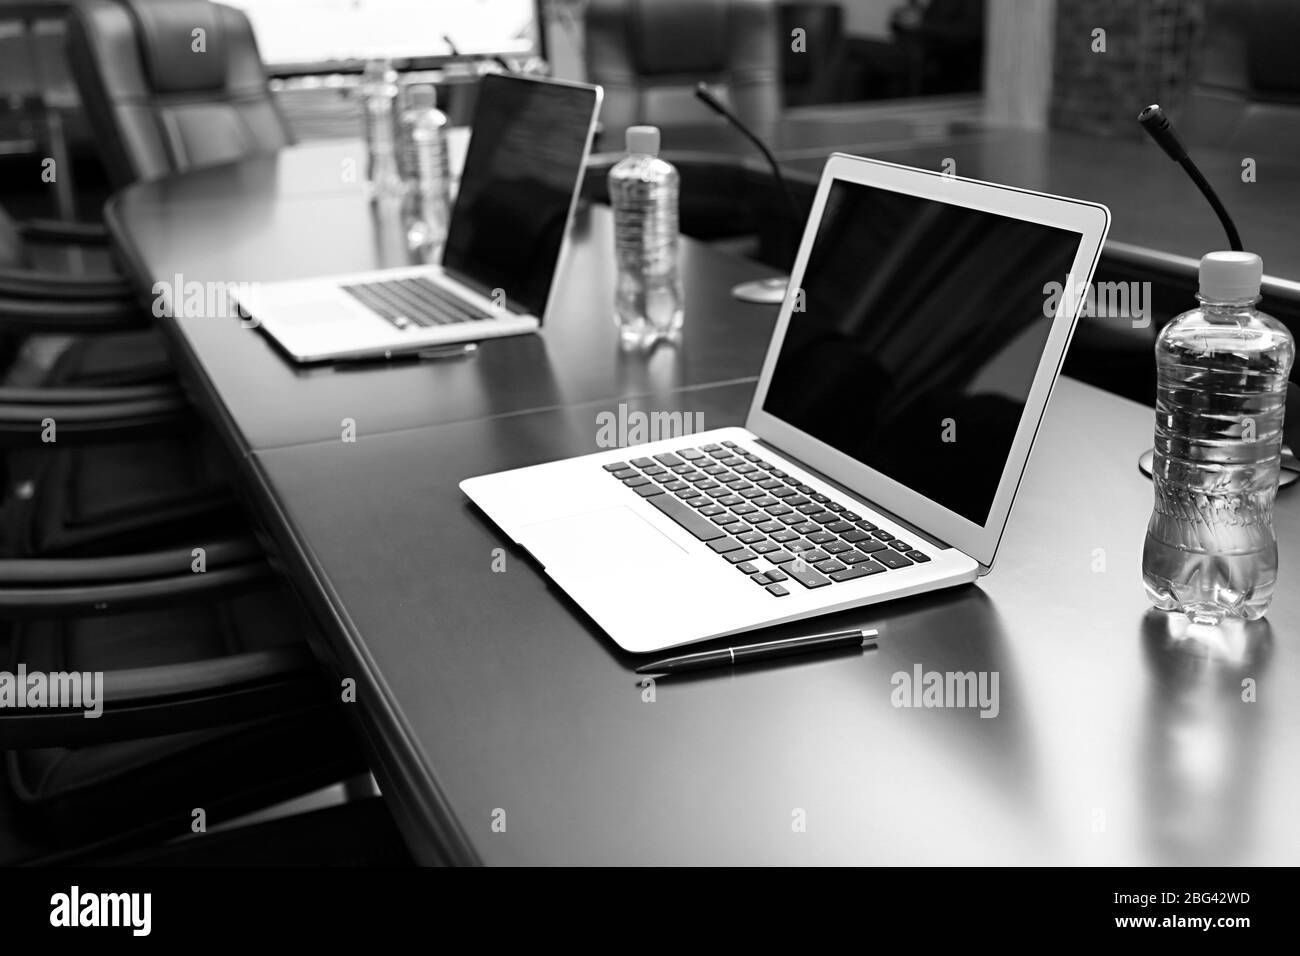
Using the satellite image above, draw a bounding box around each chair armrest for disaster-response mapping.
[0,646,331,747]
[0,383,190,443]
[0,537,273,617]
[19,219,111,245]
[0,267,135,301]
[0,293,146,332]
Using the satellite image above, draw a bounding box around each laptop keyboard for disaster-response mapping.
[341,276,490,330]
[603,441,932,596]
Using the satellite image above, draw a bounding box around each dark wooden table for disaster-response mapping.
[107,140,1300,865]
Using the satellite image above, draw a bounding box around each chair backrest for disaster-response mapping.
[66,0,292,187]
[584,0,780,146]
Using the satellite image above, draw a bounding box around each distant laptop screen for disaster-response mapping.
[442,75,597,319]
[762,179,1082,526]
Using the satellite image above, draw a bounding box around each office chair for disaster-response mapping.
[65,0,294,187]
[584,0,782,149]
[0,549,374,863]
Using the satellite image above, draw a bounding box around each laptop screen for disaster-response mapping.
[442,75,598,319]
[761,179,1082,526]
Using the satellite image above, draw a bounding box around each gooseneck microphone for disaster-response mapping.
[1138,104,1243,252]
[694,83,801,303]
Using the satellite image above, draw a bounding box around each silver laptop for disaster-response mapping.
[238,74,602,363]
[462,154,1110,654]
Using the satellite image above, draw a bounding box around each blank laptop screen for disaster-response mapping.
[441,75,597,319]
[762,179,1082,526]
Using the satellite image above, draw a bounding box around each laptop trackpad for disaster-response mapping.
[518,506,687,574]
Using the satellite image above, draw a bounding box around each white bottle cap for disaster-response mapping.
[626,125,660,156]
[1199,251,1263,301]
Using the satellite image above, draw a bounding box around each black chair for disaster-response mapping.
[584,0,782,150]
[66,0,294,187]
[0,546,372,864]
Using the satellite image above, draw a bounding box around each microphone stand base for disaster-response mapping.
[1137,447,1300,488]
[731,276,789,304]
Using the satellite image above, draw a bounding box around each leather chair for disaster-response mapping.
[584,0,782,149]
[65,0,293,187]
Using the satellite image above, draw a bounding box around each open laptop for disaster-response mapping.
[237,73,602,363]
[462,154,1110,654]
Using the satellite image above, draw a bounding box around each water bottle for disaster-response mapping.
[608,126,683,348]
[397,85,452,249]
[1142,251,1295,624]
[360,58,403,199]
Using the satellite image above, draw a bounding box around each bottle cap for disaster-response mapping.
[406,84,437,111]
[1199,251,1263,301]
[626,125,660,156]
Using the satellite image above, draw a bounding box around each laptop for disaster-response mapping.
[462,154,1110,654]
[237,73,602,363]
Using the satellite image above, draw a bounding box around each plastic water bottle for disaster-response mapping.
[608,126,683,348]
[1142,251,1295,624]
[360,59,403,199]
[397,85,451,248]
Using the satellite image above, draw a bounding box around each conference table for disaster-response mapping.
[107,138,1300,865]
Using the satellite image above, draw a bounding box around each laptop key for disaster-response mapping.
[841,529,872,543]
[603,462,631,472]
[793,522,819,535]
[786,496,810,507]
[752,541,779,554]
[872,530,894,541]
[661,480,687,492]
[796,503,822,515]
[712,514,742,526]
[839,550,876,565]
[654,453,684,467]
[623,476,651,487]
[736,562,758,574]
[648,494,726,542]
[676,488,703,500]
[631,457,654,467]
[718,495,744,507]
[724,549,758,564]
[855,520,878,532]
[802,549,831,563]
[677,448,705,459]
[906,551,931,563]
[765,568,788,582]
[752,572,771,585]
[824,541,852,555]
[830,562,885,582]
[766,550,795,564]
[634,485,665,498]
[891,540,913,551]
[813,559,846,574]
[807,531,836,545]
[708,537,742,554]
[771,486,796,498]
[856,540,888,554]
[875,550,913,569]
[737,530,765,545]
[785,563,831,589]
[611,469,637,480]
[812,513,840,524]
[699,504,725,517]
[826,521,854,534]
[766,583,790,597]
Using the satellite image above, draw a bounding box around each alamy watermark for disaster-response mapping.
[595,403,705,448]
[1044,277,1151,328]
[0,665,104,718]
[891,663,1000,718]
[152,273,260,326]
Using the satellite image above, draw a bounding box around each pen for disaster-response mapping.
[635,628,878,676]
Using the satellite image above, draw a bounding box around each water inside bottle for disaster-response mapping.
[1142,314,1293,623]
